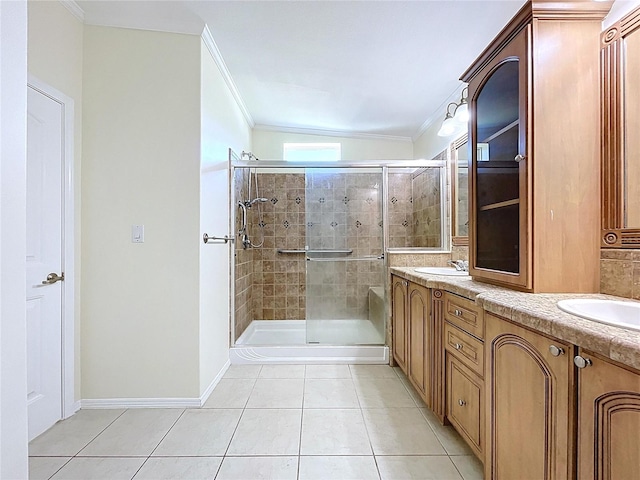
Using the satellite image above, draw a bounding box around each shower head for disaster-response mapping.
[250,197,269,205]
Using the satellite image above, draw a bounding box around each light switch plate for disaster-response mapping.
[132,224,144,243]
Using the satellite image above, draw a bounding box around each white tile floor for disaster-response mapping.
[29,364,484,480]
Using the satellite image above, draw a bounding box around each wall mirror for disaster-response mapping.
[601,6,640,247]
[451,135,469,246]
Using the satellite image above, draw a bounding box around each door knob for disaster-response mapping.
[514,154,526,162]
[458,399,466,406]
[42,272,64,285]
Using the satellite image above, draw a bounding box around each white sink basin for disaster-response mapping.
[557,299,640,331]
[414,267,469,276]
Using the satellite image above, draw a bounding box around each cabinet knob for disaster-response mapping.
[458,399,466,407]
[574,355,593,369]
[454,309,463,316]
[454,343,463,350]
[514,154,525,162]
[549,345,565,357]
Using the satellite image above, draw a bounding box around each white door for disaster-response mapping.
[26,86,64,440]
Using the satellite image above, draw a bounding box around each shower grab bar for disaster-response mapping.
[306,254,384,262]
[277,249,353,254]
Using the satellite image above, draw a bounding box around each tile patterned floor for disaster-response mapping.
[29,364,484,480]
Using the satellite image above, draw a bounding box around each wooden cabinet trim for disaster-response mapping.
[601,5,640,248]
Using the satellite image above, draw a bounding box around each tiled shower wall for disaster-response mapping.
[387,168,443,249]
[233,168,254,339]
[248,173,306,323]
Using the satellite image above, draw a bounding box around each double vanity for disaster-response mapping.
[390,268,640,480]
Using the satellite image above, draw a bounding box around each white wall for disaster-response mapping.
[28,0,83,402]
[82,26,202,399]
[199,37,251,394]
[252,129,413,161]
[604,0,640,28]
[0,1,29,476]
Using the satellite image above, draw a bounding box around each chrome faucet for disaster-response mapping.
[448,260,469,272]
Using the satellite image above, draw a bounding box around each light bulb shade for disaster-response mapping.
[437,115,457,137]
[454,103,469,123]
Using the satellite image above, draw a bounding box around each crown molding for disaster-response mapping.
[201,25,255,128]
[412,84,466,142]
[59,0,85,22]
[253,123,413,143]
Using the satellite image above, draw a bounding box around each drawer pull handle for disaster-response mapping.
[574,355,593,369]
[454,343,463,350]
[454,309,463,316]
[549,345,565,357]
[458,399,466,407]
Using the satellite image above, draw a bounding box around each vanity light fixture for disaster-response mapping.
[437,87,469,136]
[437,103,459,137]
[453,87,469,123]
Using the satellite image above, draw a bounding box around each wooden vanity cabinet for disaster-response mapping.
[485,312,575,480]
[390,275,433,407]
[576,350,640,479]
[391,275,408,372]
[443,292,485,460]
[461,2,609,292]
[407,283,430,400]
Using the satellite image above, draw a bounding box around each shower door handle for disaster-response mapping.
[306,254,384,262]
[203,233,234,244]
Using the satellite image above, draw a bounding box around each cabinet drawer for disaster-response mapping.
[446,354,484,458]
[444,293,484,339]
[444,322,484,378]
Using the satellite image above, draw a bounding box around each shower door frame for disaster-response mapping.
[229,159,449,347]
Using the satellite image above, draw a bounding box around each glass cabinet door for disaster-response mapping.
[470,23,528,286]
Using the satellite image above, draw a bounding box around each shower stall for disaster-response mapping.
[229,154,447,364]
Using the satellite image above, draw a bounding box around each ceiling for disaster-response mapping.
[77,0,527,139]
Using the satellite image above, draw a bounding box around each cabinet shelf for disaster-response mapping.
[478,199,519,211]
[480,120,519,144]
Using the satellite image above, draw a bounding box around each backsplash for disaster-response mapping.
[600,249,640,300]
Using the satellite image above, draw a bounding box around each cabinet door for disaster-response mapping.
[408,283,430,398]
[485,313,574,480]
[577,350,640,480]
[391,276,408,372]
[447,353,484,458]
[469,26,530,289]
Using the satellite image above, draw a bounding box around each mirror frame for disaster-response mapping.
[601,5,640,248]
[450,134,469,246]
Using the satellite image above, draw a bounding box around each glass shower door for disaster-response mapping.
[304,168,385,345]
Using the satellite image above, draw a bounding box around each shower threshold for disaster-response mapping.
[231,320,389,365]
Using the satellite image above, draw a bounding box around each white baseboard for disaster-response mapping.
[199,359,230,406]
[81,397,202,409]
[80,359,231,409]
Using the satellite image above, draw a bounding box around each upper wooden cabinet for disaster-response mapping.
[461,1,611,292]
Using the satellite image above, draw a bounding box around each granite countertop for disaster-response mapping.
[390,267,640,371]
